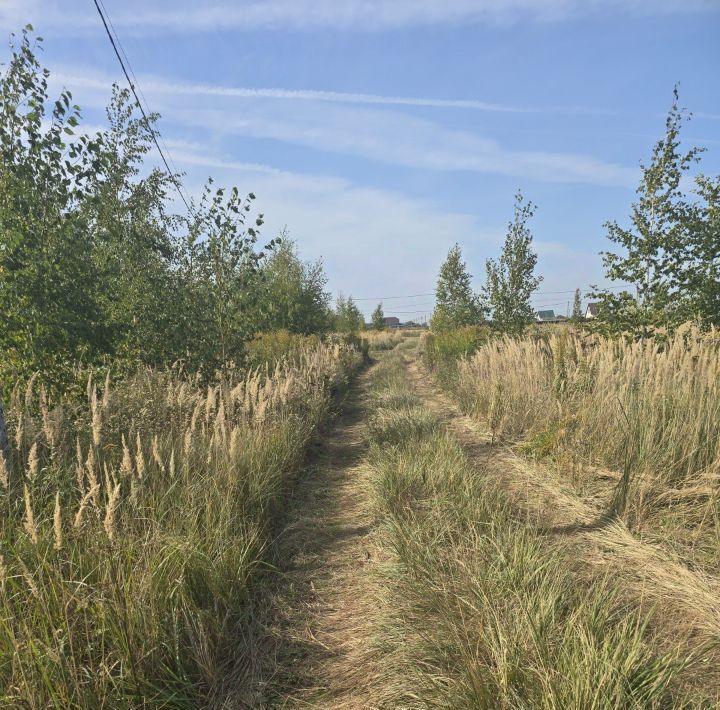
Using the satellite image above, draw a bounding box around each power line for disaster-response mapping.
[97,0,185,184]
[531,301,568,310]
[352,284,633,302]
[91,0,193,214]
[383,302,435,309]
[532,284,632,295]
[353,292,435,302]
[386,309,434,314]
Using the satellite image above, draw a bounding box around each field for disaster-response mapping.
[2,19,719,708]
[428,326,720,569]
[0,341,362,706]
[2,326,720,707]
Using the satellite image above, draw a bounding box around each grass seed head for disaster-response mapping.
[27,442,39,481]
[103,483,122,542]
[74,484,99,530]
[0,454,8,490]
[91,389,102,449]
[23,484,38,544]
[135,432,145,480]
[53,491,62,550]
[102,370,111,414]
[14,411,24,451]
[120,435,133,479]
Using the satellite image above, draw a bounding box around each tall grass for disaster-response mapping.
[0,342,361,707]
[363,330,404,351]
[446,327,720,554]
[423,326,487,366]
[366,353,711,707]
[245,329,322,368]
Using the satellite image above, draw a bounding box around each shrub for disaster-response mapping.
[422,326,490,379]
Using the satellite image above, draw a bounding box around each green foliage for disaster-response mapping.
[680,174,720,327]
[334,294,364,334]
[371,302,385,331]
[431,244,484,332]
[571,288,583,323]
[423,326,490,391]
[176,180,273,376]
[0,28,331,396]
[594,88,719,334]
[484,191,542,335]
[0,28,109,387]
[258,233,333,336]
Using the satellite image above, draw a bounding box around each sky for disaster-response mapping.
[2,0,719,321]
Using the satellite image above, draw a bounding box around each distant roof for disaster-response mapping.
[536,310,556,321]
[586,302,599,316]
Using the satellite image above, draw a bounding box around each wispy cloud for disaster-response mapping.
[165,144,610,313]
[175,101,638,186]
[166,146,497,313]
[53,70,614,116]
[49,67,638,187]
[3,0,717,35]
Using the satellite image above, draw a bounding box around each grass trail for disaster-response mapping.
[404,347,720,702]
[256,362,389,708]
[256,338,719,707]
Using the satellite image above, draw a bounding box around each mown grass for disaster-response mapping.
[365,352,712,708]
[0,342,362,707]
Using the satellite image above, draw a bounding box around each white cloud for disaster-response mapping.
[171,149,498,315]
[5,0,715,34]
[174,100,637,187]
[160,145,613,316]
[53,72,528,114]
[49,67,638,187]
[53,69,617,117]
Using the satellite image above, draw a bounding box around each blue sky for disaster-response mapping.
[2,1,719,320]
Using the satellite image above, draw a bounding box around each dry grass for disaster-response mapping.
[447,327,720,563]
[254,364,392,708]
[363,330,404,351]
[365,351,716,708]
[0,342,362,707]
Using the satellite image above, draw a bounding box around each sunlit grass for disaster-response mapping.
[0,342,362,707]
[365,351,709,708]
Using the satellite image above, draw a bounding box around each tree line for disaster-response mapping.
[0,28,354,394]
[431,89,719,337]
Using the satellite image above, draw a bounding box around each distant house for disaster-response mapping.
[585,303,599,319]
[383,316,401,328]
[536,310,556,322]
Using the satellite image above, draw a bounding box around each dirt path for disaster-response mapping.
[403,351,720,683]
[257,363,387,709]
[254,348,720,705]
